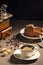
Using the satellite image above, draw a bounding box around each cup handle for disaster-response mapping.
[33,46,38,54]
[34,46,38,50]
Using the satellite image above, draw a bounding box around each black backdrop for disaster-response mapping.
[0,0,43,19]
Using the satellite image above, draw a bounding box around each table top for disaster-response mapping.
[0,20,43,65]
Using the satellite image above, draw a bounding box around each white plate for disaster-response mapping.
[20,28,43,39]
[13,49,40,60]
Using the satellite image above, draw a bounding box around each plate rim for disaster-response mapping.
[13,49,40,60]
[20,28,43,39]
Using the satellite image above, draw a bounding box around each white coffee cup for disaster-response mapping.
[20,44,36,57]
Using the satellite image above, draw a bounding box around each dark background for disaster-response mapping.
[0,0,43,20]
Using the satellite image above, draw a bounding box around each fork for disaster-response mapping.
[38,35,43,48]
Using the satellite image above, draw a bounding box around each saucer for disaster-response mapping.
[13,49,40,60]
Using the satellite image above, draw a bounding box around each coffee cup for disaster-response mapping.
[19,44,36,57]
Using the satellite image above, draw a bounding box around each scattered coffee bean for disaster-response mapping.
[1,54,5,57]
[6,42,10,43]
[10,47,12,49]
[8,39,13,43]
[6,44,8,46]
[13,48,16,50]
[10,43,14,45]
[11,36,16,40]
[0,46,2,48]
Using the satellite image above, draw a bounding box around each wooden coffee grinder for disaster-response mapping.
[0,4,13,39]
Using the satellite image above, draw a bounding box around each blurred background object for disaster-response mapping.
[1,4,7,18]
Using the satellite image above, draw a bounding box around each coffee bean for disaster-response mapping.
[0,46,2,48]
[6,44,8,46]
[1,54,5,57]
[10,47,12,49]
[10,43,14,45]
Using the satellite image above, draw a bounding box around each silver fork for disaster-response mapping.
[38,35,43,48]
